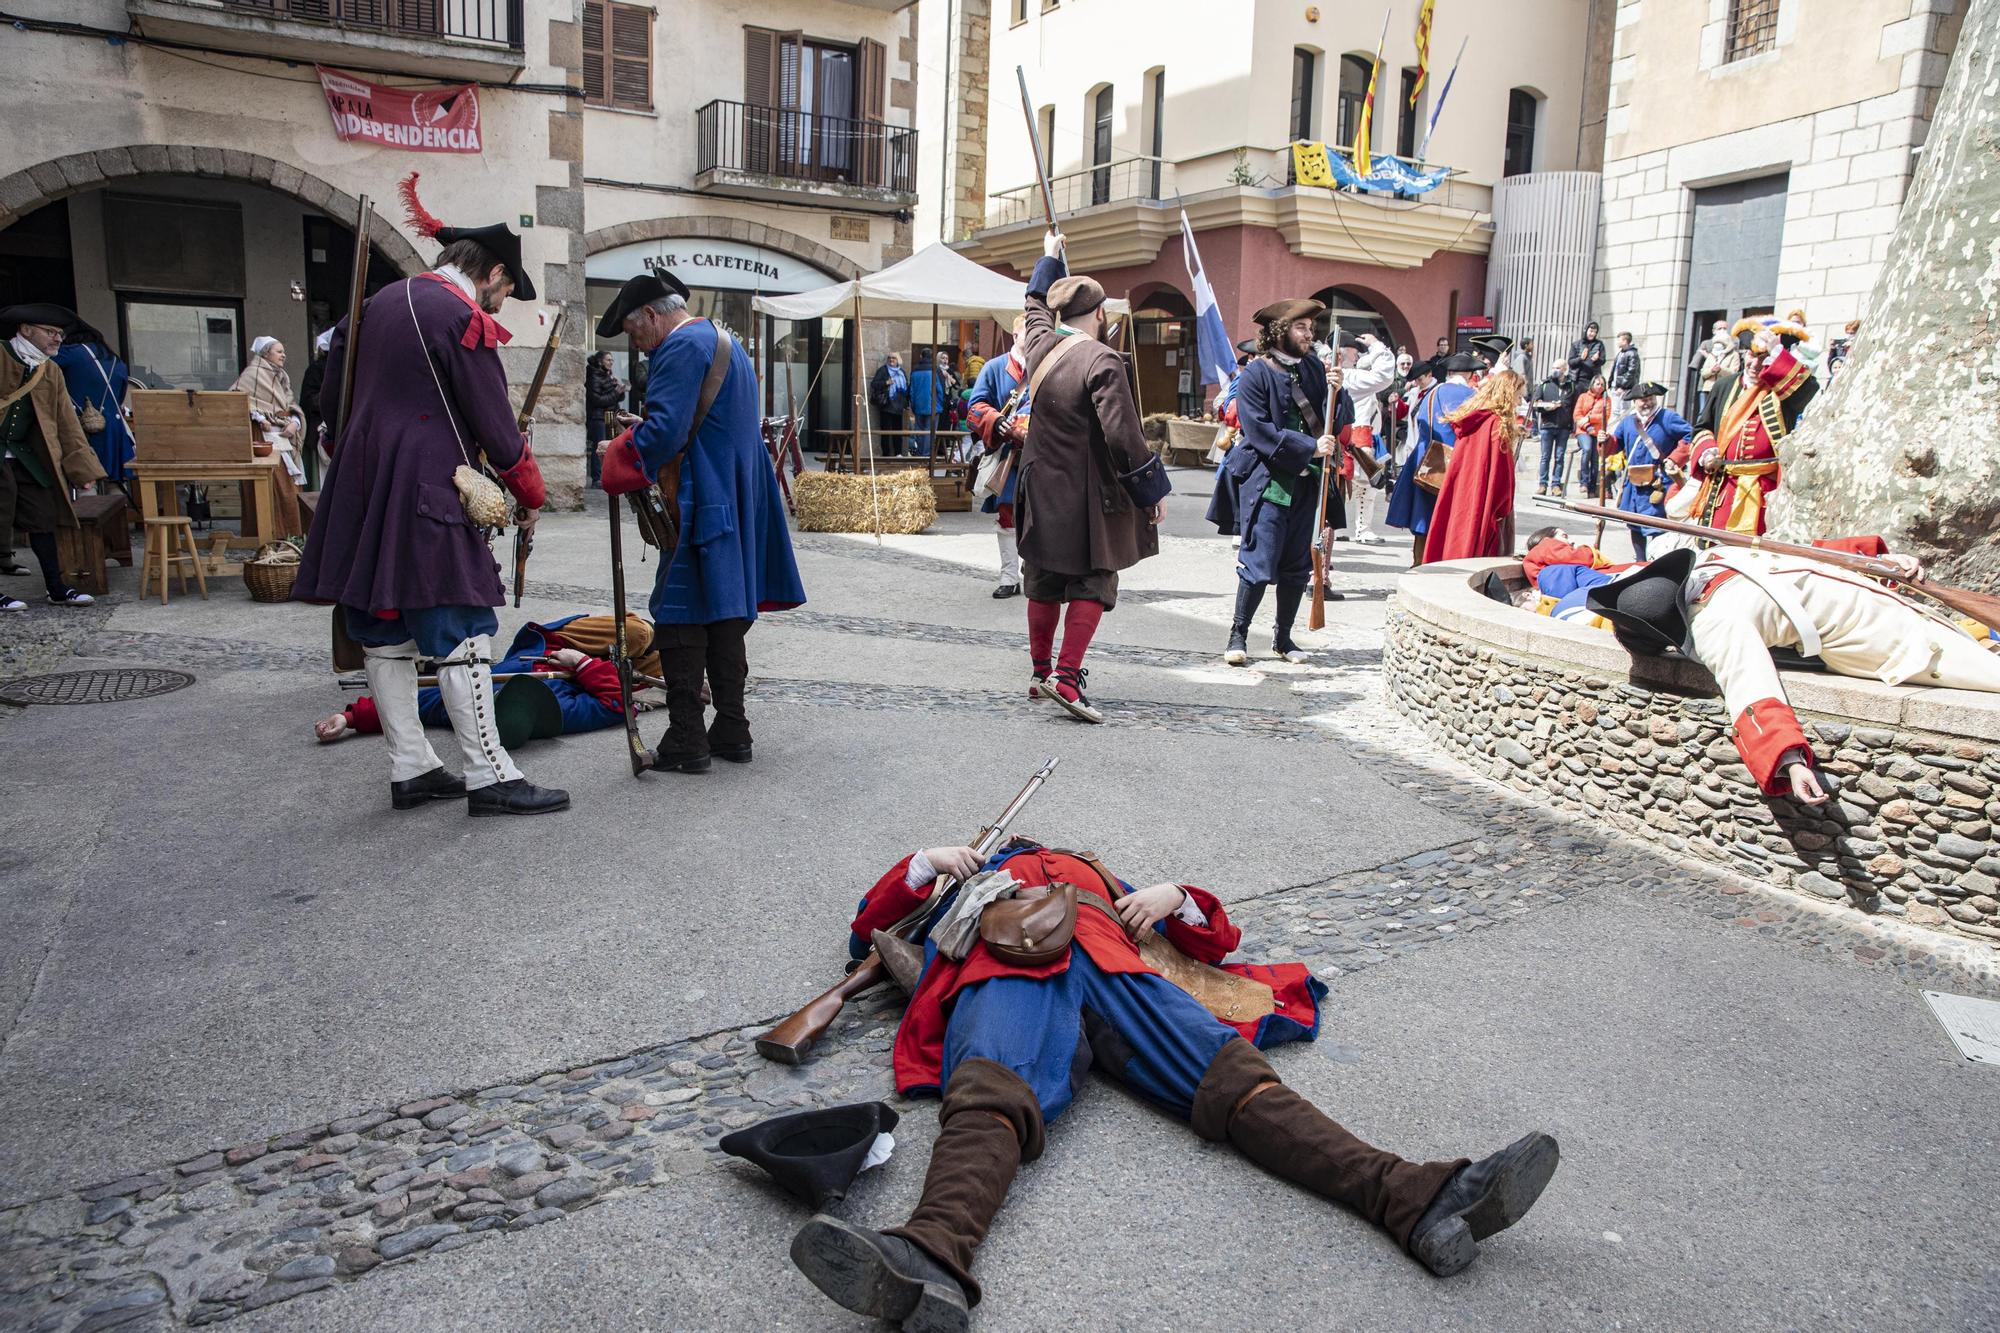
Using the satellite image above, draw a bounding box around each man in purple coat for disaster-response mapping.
[296,175,567,817]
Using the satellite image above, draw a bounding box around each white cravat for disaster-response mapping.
[9,335,48,368]
[434,264,477,301]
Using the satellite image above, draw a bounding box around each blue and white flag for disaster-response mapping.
[1180,210,1236,388]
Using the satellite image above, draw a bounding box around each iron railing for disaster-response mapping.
[984,154,1176,229]
[218,0,522,48]
[696,100,918,195]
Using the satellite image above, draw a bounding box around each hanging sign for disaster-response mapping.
[316,67,484,154]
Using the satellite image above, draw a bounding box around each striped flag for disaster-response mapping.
[1417,34,1468,162]
[1352,9,1389,177]
[1410,0,1435,104]
[1179,210,1236,388]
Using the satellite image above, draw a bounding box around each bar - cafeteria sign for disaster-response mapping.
[317,67,482,154]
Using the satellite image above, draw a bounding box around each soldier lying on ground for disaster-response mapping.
[787,839,1562,1332]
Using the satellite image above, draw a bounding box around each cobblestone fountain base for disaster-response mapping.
[1384,559,2000,945]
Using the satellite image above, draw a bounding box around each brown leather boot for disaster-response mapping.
[1193,1039,1468,1256]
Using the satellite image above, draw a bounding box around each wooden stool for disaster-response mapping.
[139,516,209,605]
[55,493,134,596]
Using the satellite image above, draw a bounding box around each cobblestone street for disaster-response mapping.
[2,481,1994,1332]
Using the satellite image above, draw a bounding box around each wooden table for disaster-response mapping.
[128,457,282,566]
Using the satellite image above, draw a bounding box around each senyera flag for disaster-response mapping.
[1411,0,1435,103]
[317,66,483,154]
[1179,210,1236,390]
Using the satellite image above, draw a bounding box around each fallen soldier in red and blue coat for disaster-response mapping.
[789,840,1562,1331]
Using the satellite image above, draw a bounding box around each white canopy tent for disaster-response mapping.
[752,243,1127,474]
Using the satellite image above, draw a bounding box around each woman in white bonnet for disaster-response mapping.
[230,335,306,536]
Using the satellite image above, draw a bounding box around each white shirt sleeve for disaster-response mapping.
[905,849,936,891]
[1170,888,1208,928]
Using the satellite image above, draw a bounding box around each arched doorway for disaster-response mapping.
[1309,285,1397,352]
[1128,285,1196,417]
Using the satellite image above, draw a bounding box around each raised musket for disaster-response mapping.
[755,757,1060,1065]
[510,309,565,607]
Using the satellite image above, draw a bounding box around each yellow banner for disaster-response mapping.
[1291,141,1336,188]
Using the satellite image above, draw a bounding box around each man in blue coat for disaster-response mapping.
[1206,300,1352,665]
[1386,352,1479,565]
[599,272,806,773]
[965,316,1030,599]
[296,178,566,817]
[1610,381,1693,560]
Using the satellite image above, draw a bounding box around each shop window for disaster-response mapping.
[1336,53,1370,149]
[1726,0,1780,62]
[1289,48,1316,142]
[1503,88,1540,177]
[584,0,653,112]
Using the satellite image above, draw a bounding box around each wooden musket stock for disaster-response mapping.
[334,195,372,447]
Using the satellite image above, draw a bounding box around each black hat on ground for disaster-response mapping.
[493,674,565,749]
[595,271,692,338]
[0,303,80,338]
[719,1102,900,1209]
[1584,547,1697,657]
[398,172,537,302]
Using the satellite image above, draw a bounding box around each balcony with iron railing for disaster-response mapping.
[984,155,1177,230]
[128,0,526,80]
[694,100,918,213]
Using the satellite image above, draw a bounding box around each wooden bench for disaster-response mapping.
[56,493,134,596]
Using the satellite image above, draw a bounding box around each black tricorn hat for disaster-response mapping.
[1235,338,1259,356]
[0,303,80,337]
[1634,381,1669,399]
[399,172,536,302]
[1469,333,1513,362]
[718,1101,900,1209]
[595,271,692,337]
[1440,351,1482,374]
[1585,547,1697,657]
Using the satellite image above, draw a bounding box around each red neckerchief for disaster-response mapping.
[415,271,513,350]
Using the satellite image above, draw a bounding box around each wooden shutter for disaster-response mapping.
[745,27,779,172]
[608,3,653,112]
[857,38,886,187]
[582,0,608,107]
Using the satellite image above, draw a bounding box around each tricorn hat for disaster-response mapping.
[1633,381,1669,400]
[595,271,693,337]
[1235,337,1260,356]
[492,674,565,750]
[1047,273,1106,320]
[718,1102,900,1209]
[399,172,536,302]
[1469,333,1513,363]
[1253,298,1326,327]
[1584,547,1697,657]
[0,303,80,338]
[1439,351,1482,375]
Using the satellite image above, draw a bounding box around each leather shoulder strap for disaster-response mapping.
[1028,332,1088,400]
[1262,355,1322,437]
[683,326,734,452]
[0,360,47,415]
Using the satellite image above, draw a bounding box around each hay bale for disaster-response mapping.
[793,469,937,534]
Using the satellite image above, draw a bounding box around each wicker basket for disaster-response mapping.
[244,544,301,603]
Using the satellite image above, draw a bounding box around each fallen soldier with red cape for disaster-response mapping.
[1423,371,1527,563]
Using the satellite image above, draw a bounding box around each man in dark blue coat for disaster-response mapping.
[599,273,805,773]
[297,178,567,818]
[1207,299,1351,665]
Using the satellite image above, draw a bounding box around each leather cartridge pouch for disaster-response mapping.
[979,882,1079,966]
[1625,462,1658,487]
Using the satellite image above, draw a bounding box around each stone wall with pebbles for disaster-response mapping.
[1384,560,2000,945]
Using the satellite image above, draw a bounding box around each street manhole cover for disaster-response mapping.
[0,668,196,706]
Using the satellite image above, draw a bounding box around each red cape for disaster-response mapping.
[1423,407,1516,562]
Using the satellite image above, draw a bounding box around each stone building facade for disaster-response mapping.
[1590,0,1968,411]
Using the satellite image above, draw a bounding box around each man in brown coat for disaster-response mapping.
[1016,231,1170,722]
[0,305,106,611]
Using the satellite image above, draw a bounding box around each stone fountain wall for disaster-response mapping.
[1384,560,2000,944]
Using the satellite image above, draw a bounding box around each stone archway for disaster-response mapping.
[0,145,425,275]
[583,215,864,281]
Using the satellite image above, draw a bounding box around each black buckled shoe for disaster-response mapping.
[466,778,571,817]
[791,1215,969,1333]
[991,583,1021,599]
[1408,1132,1561,1277]
[649,748,712,773]
[390,766,466,811]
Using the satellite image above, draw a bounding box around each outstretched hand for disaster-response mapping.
[1787,763,1830,806]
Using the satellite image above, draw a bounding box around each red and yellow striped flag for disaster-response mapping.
[1411,0,1435,104]
[1354,10,1389,176]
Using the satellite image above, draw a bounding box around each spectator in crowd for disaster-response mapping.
[1433,336,1451,358]
[1610,382,1691,561]
[53,320,135,485]
[1510,336,1534,383]
[870,351,909,455]
[585,350,624,489]
[0,303,105,610]
[299,328,333,464]
[230,335,305,537]
[1827,318,1860,383]
[1687,319,1730,423]
[1531,367,1572,498]
[1565,321,1606,411]
[908,348,938,458]
[1608,331,1642,426]
[1570,373,1609,500]
[936,349,964,452]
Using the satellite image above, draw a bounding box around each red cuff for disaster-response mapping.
[569,656,624,712]
[967,402,1001,446]
[1161,885,1240,964]
[1733,697,1813,794]
[345,697,382,735]
[600,428,649,496]
[498,446,546,510]
[849,855,930,942]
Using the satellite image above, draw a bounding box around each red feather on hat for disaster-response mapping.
[398,171,444,239]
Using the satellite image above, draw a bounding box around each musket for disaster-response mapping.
[1309,442,1335,632]
[1016,67,1061,234]
[756,757,1061,1066]
[608,493,653,776]
[511,309,566,607]
[337,663,665,692]
[333,195,372,447]
[1560,501,2000,628]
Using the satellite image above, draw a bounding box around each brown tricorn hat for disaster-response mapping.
[1047,274,1107,320]
[1254,298,1326,328]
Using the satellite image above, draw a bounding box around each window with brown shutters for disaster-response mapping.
[584,0,653,112]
